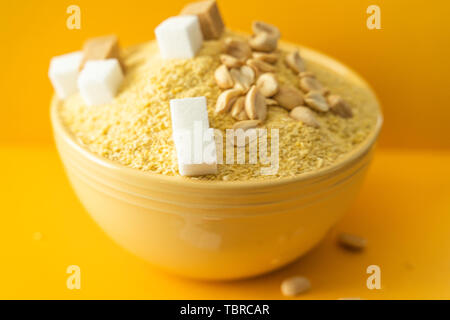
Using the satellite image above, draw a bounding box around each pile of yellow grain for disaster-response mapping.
[59,30,378,181]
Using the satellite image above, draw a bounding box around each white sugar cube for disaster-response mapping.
[48,51,82,99]
[170,97,217,176]
[171,97,210,131]
[77,59,123,106]
[155,16,203,59]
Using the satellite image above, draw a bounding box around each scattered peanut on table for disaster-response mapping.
[281,276,311,297]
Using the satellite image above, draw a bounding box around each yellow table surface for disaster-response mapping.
[2,146,450,300]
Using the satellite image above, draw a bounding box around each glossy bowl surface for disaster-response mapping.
[51,41,382,280]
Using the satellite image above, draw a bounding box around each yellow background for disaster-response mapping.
[3,0,450,148]
[1,0,450,299]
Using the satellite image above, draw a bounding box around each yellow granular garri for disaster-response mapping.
[59,30,378,181]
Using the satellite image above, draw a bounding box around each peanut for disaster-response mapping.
[304,91,329,112]
[224,38,252,61]
[249,32,278,52]
[246,58,276,73]
[252,52,278,64]
[252,21,281,39]
[220,54,244,68]
[234,109,249,121]
[230,96,248,120]
[215,88,243,114]
[214,64,234,89]
[232,119,261,130]
[328,94,353,118]
[290,106,320,128]
[256,73,279,97]
[299,75,323,93]
[273,85,304,110]
[245,85,267,121]
[338,233,367,251]
[285,50,306,74]
[265,98,278,106]
[299,71,315,78]
[281,276,311,297]
[230,65,255,92]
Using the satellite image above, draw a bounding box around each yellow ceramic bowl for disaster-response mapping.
[51,43,382,280]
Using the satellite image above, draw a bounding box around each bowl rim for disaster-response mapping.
[51,40,383,191]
